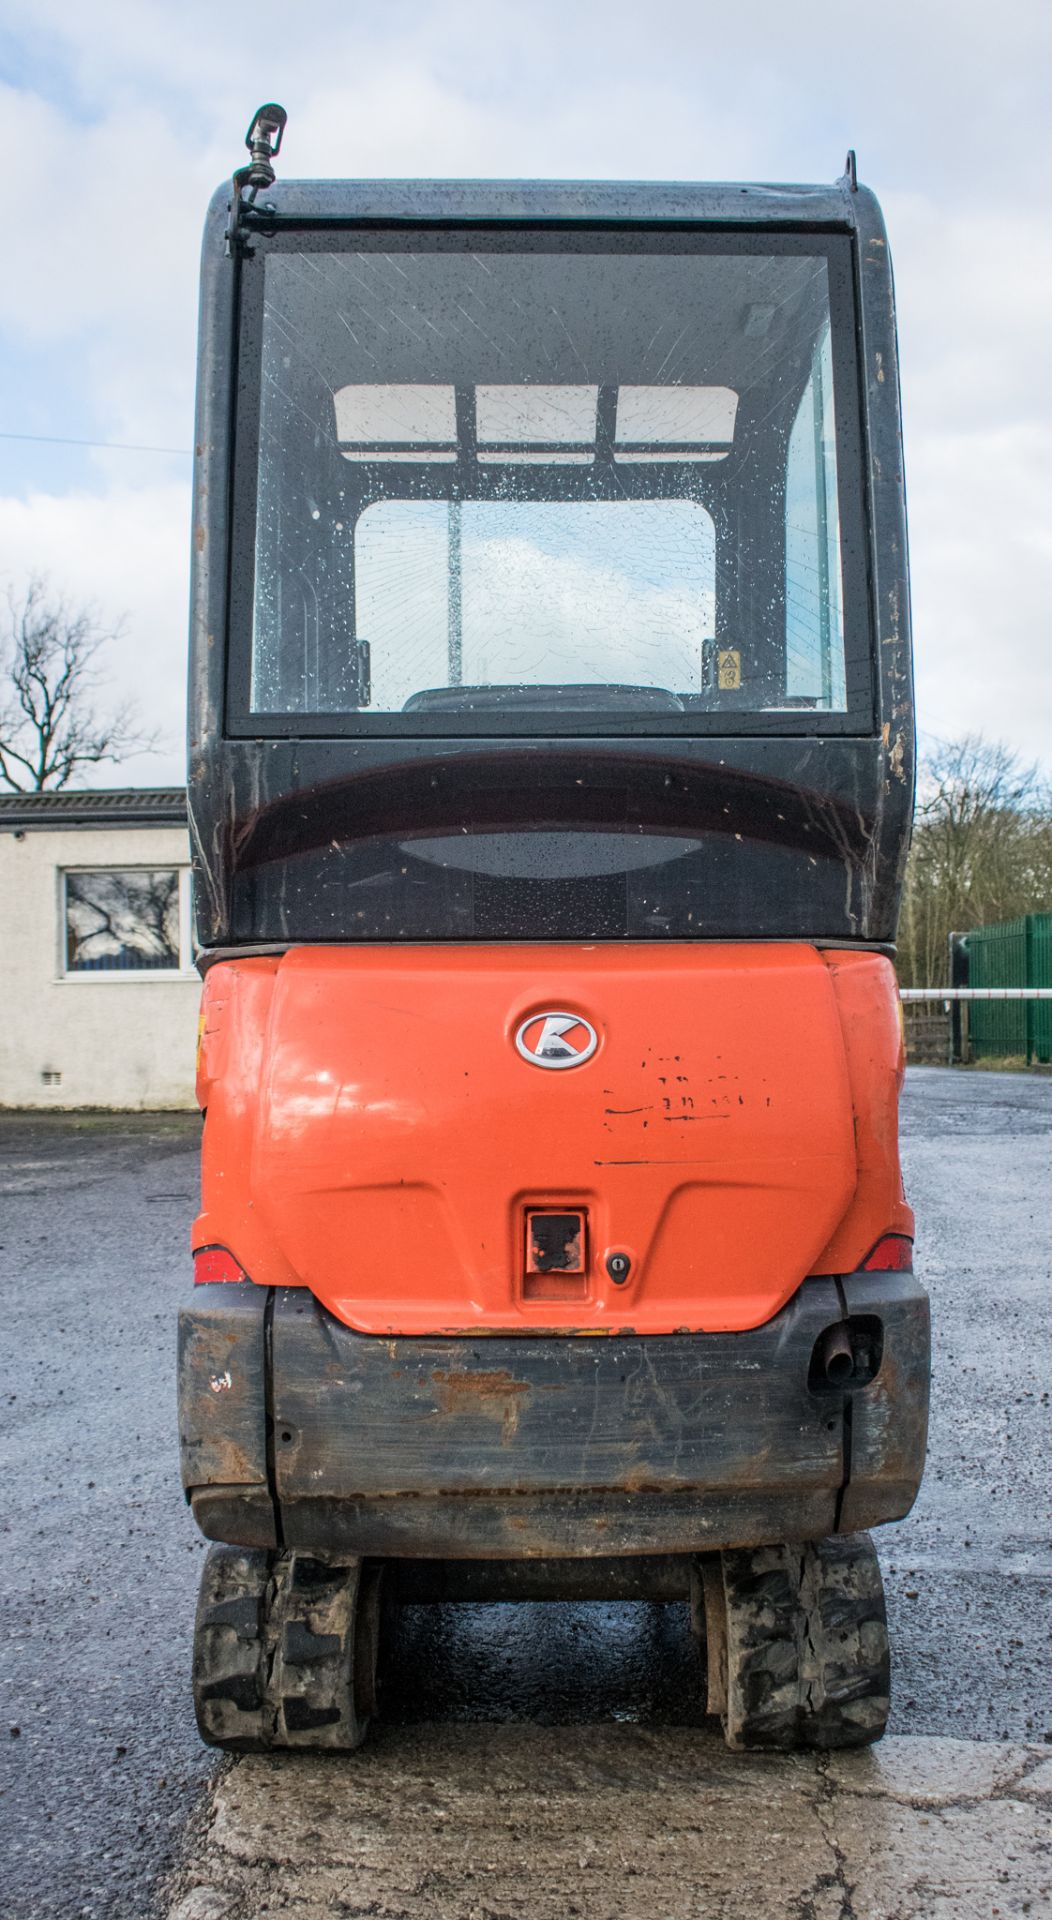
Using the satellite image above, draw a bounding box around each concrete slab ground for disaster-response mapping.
[2,1069,1050,1919]
[167,1727,1052,1920]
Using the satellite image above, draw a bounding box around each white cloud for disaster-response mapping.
[1,0,1050,777]
[0,484,189,784]
[910,419,1052,753]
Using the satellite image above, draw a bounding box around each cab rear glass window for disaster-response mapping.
[232,233,870,733]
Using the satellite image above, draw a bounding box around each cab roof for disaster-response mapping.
[220,173,870,234]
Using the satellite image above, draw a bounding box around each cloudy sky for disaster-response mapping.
[1,0,1050,784]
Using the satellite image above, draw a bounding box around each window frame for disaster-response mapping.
[59,865,196,981]
[225,225,875,740]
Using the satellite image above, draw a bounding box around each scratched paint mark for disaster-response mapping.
[431,1368,532,1443]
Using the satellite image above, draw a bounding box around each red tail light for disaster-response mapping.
[862,1234,913,1272]
[193,1246,248,1285]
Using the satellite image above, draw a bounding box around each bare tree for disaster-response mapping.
[898,734,1052,986]
[0,577,158,791]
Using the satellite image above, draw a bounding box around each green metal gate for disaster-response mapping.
[1031,915,1052,1062]
[966,913,1052,1062]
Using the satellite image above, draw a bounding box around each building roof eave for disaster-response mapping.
[0,788,188,831]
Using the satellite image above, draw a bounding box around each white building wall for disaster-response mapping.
[0,824,200,1109]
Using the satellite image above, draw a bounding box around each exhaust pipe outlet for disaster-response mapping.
[819,1322,855,1387]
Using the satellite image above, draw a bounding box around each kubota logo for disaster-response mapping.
[515,1011,599,1070]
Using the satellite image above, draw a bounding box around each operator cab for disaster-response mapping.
[191,173,911,949]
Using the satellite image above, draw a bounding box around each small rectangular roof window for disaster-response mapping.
[334,383,457,462]
[476,384,597,464]
[614,385,739,461]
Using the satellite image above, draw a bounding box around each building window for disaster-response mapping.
[63,868,194,975]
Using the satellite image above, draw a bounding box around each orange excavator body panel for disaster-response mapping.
[193,944,911,1336]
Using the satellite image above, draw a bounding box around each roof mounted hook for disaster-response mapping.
[842,149,858,192]
[227,103,288,252]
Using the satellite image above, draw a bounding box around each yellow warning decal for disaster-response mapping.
[718,648,742,690]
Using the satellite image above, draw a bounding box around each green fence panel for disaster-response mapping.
[966,912,1052,1062]
[1030,914,1052,1063]
[967,916,1027,1059]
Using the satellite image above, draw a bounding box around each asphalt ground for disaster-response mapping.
[1,1069,1051,1918]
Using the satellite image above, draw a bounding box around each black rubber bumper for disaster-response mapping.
[178,1274,929,1559]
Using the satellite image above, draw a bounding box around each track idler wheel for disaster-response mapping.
[693,1532,891,1752]
[193,1547,382,1752]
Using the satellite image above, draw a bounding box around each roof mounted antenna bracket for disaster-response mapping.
[226,103,288,253]
[842,149,859,192]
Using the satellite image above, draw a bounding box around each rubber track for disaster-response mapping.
[720,1531,891,1750]
[193,1546,370,1752]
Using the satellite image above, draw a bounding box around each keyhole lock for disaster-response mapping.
[606,1252,632,1285]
